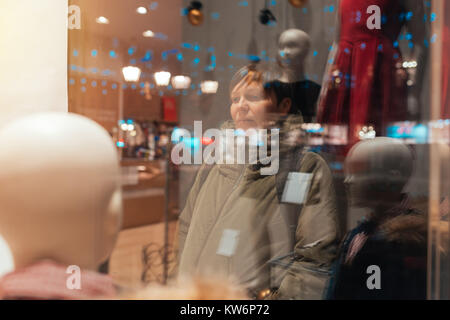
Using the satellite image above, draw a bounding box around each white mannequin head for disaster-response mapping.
[277,29,311,82]
[0,112,122,273]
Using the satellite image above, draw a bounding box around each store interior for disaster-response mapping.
[0,0,448,300]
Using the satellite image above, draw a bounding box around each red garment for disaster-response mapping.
[0,260,116,300]
[318,0,408,145]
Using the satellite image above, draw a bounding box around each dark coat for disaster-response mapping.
[327,207,427,300]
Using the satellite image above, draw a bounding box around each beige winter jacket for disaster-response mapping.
[176,117,342,300]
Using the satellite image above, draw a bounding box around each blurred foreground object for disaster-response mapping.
[0,260,116,300]
[0,113,122,299]
[122,277,249,300]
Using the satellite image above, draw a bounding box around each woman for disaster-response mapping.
[176,64,342,300]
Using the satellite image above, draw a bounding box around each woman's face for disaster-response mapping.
[230,81,278,130]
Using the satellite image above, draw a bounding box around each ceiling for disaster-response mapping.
[70,0,183,59]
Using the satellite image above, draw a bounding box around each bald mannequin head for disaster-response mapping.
[344,137,414,210]
[0,113,122,273]
[277,29,311,82]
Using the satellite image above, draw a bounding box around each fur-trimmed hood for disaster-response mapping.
[378,211,427,245]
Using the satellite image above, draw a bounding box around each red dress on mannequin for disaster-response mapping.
[317,0,408,145]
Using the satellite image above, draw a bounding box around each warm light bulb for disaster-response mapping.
[137,6,148,14]
[201,80,219,94]
[96,16,109,24]
[122,66,141,82]
[171,75,191,89]
[154,71,171,86]
[143,30,155,37]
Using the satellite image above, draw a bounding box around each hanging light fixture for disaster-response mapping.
[201,80,219,94]
[259,1,276,25]
[288,0,308,8]
[154,71,171,86]
[259,9,276,25]
[122,66,141,82]
[142,30,155,38]
[171,75,192,89]
[186,1,204,26]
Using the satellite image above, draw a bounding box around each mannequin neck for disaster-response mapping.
[279,65,306,83]
[368,191,406,224]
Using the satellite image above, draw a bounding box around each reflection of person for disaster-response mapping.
[177,64,342,300]
[327,137,427,299]
[318,0,428,145]
[277,29,321,123]
[0,113,122,299]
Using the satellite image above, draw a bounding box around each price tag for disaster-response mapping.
[216,229,240,257]
[281,172,313,205]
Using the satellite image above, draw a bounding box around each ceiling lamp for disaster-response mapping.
[288,0,308,8]
[187,1,204,26]
[259,8,276,25]
[143,30,155,38]
[201,80,219,94]
[136,6,148,14]
[171,75,191,89]
[122,66,141,82]
[96,16,109,24]
[358,126,376,140]
[402,60,418,69]
[154,71,171,86]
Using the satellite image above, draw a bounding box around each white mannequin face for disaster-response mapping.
[277,29,310,70]
[0,113,122,271]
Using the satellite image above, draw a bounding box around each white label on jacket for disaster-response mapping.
[281,172,313,205]
[216,229,240,257]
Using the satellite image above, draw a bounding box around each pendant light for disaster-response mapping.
[289,0,308,8]
[259,0,276,25]
[187,1,204,26]
[122,66,141,82]
[154,71,171,86]
[171,75,192,89]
